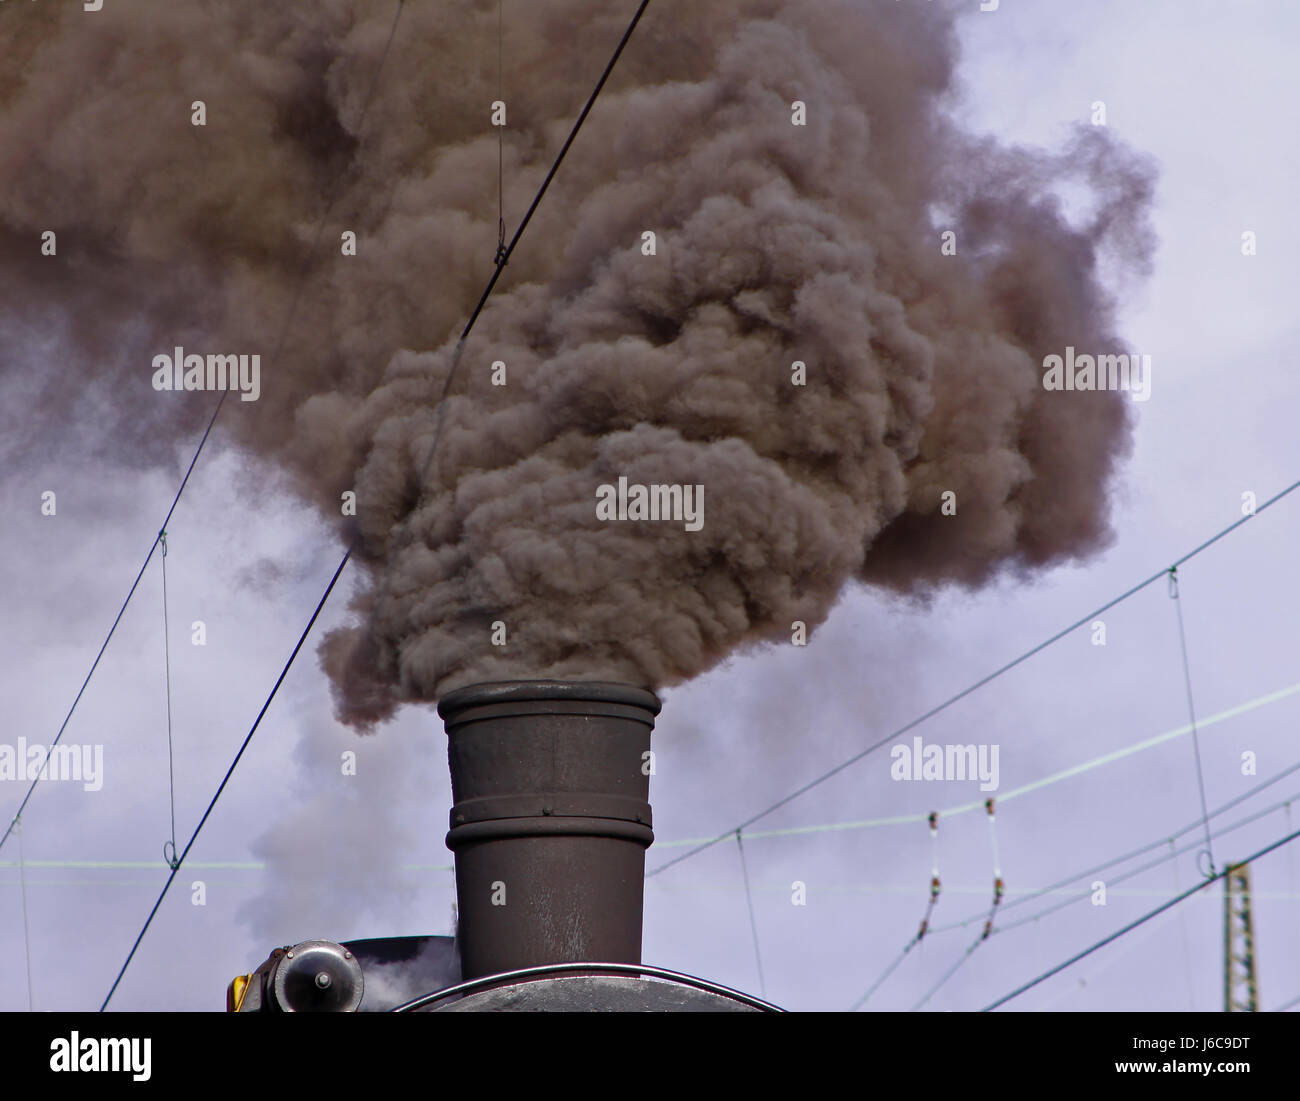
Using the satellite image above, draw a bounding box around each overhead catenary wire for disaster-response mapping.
[981,821,1300,1011]
[0,0,408,861]
[100,0,654,1010]
[645,475,1300,878]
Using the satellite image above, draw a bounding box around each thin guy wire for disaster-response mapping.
[1170,568,1215,876]
[18,816,34,1012]
[496,0,506,262]
[735,829,766,997]
[161,532,177,868]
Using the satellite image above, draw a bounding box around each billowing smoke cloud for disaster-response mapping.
[1,0,1155,730]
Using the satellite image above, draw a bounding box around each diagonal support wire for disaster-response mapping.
[1169,568,1215,877]
[734,828,766,997]
[160,531,179,870]
[17,815,35,1012]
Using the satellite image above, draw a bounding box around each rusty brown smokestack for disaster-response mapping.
[438,680,660,980]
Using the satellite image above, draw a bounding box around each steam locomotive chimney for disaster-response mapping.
[438,681,661,980]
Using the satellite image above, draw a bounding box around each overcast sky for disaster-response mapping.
[4,0,1299,1013]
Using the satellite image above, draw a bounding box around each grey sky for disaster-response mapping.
[4,0,1299,1012]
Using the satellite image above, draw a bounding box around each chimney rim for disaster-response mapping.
[437,679,661,719]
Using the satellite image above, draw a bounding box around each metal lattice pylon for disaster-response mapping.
[1223,863,1258,1012]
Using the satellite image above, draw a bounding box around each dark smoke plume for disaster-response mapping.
[0,0,1155,729]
